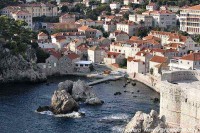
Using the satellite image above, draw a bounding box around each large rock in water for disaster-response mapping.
[124,110,168,133]
[58,80,74,93]
[51,90,79,114]
[72,80,103,105]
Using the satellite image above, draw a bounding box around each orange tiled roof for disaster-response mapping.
[67,53,80,60]
[38,32,47,36]
[184,5,200,10]
[127,57,135,62]
[180,53,200,61]
[150,56,168,63]
[130,36,140,41]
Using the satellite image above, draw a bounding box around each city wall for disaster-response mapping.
[160,70,200,133]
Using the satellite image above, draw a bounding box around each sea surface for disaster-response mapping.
[0,76,159,133]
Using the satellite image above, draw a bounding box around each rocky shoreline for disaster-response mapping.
[37,80,104,115]
[0,45,47,84]
[123,110,168,133]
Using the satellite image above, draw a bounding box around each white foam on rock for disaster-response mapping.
[55,111,83,118]
[101,113,129,121]
[36,111,85,118]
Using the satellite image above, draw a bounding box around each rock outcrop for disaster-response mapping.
[51,90,79,114]
[72,80,104,105]
[38,80,103,115]
[0,45,46,83]
[124,110,168,133]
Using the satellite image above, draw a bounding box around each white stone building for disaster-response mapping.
[129,14,153,27]
[149,55,168,75]
[124,0,144,5]
[11,10,32,29]
[59,13,75,23]
[179,5,200,35]
[104,52,125,65]
[109,30,129,41]
[101,0,109,4]
[88,46,105,63]
[146,2,157,11]
[110,2,121,10]
[127,57,146,74]
[103,22,116,32]
[142,10,176,28]
[116,21,138,36]
[20,3,58,17]
[149,31,199,51]
[169,52,200,70]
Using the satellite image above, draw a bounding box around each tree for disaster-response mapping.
[123,13,129,20]
[0,16,49,62]
[136,27,149,38]
[119,59,127,68]
[61,6,69,13]
[150,68,154,75]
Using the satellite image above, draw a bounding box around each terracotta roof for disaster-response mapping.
[60,13,75,18]
[184,5,200,10]
[38,32,47,37]
[113,30,128,36]
[77,44,88,51]
[130,36,140,41]
[78,26,96,31]
[164,43,185,49]
[107,52,120,58]
[143,35,160,41]
[147,2,156,6]
[45,49,62,59]
[136,51,147,56]
[151,48,165,53]
[89,46,101,51]
[180,53,200,61]
[127,57,134,62]
[111,63,120,68]
[150,56,168,63]
[12,10,30,15]
[67,53,80,60]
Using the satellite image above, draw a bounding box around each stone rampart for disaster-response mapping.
[160,70,200,133]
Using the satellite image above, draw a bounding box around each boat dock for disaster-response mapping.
[87,75,123,86]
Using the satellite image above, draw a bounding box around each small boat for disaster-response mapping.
[132,82,136,86]
[114,92,122,95]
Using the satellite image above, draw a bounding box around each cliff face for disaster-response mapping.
[0,44,46,83]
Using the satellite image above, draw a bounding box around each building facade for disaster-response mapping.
[179,5,200,35]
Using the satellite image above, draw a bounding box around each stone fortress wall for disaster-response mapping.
[160,70,200,133]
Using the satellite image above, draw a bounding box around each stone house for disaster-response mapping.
[110,2,121,10]
[109,30,129,41]
[104,52,125,65]
[103,21,116,32]
[146,2,158,11]
[74,61,93,73]
[127,57,146,74]
[149,55,168,75]
[59,13,76,23]
[88,46,105,63]
[129,14,153,27]
[78,26,103,38]
[169,52,200,70]
[58,55,74,75]
[142,10,176,28]
[20,3,58,17]
[116,21,138,36]
[11,10,32,29]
